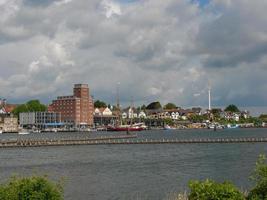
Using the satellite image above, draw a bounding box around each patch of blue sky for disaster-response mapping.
[191,0,211,7]
[116,0,211,7]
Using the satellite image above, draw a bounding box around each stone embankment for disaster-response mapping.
[1,135,267,148]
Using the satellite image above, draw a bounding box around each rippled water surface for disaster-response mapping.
[0,128,267,200]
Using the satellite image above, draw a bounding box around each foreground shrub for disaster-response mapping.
[0,176,63,200]
[188,179,245,200]
[247,154,267,200]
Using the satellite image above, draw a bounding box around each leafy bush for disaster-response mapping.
[247,154,267,200]
[0,176,63,200]
[188,179,245,200]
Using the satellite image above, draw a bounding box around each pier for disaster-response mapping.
[1,136,267,148]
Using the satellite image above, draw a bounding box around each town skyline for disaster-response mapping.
[0,0,267,108]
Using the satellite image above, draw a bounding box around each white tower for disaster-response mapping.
[208,81,211,111]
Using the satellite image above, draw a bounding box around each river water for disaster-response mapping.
[0,128,267,200]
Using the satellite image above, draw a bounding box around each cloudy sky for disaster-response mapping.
[0,0,267,110]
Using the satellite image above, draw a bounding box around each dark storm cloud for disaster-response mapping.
[195,0,267,69]
[203,43,267,68]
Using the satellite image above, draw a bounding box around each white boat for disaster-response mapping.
[52,128,58,133]
[227,124,239,129]
[0,130,2,134]
[31,129,41,133]
[164,125,176,130]
[18,129,30,135]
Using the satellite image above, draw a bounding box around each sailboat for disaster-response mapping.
[107,125,143,132]
[107,91,143,132]
[107,107,144,132]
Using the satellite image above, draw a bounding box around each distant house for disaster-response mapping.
[121,107,138,119]
[0,101,18,132]
[0,114,18,133]
[221,111,240,121]
[241,111,250,119]
[4,104,17,114]
[163,109,180,120]
[146,108,164,119]
[121,112,127,119]
[192,107,202,115]
[94,107,113,116]
[0,107,5,114]
[178,109,195,120]
[0,102,17,114]
[138,110,146,119]
[94,107,117,126]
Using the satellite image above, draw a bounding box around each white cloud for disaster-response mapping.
[100,0,121,18]
[0,0,266,108]
[54,0,73,6]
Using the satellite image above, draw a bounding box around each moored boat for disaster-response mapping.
[164,125,176,130]
[107,125,143,132]
[18,129,30,135]
[227,124,239,129]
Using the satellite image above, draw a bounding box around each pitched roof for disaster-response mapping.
[3,104,17,113]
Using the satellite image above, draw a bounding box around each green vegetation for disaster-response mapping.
[164,103,177,110]
[12,100,47,116]
[225,104,240,112]
[170,154,267,200]
[94,100,107,108]
[259,114,267,122]
[211,108,222,119]
[246,117,263,127]
[188,114,208,123]
[188,180,244,200]
[164,118,175,126]
[146,101,162,110]
[247,154,267,200]
[0,176,63,200]
[141,104,147,110]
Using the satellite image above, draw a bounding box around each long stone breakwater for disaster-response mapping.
[1,136,267,148]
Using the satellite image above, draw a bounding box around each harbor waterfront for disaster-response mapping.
[0,128,267,200]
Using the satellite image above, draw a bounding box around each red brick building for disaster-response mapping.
[48,84,94,127]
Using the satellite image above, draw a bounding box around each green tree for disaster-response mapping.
[0,176,63,200]
[225,104,240,113]
[164,118,174,126]
[164,103,177,110]
[189,114,207,123]
[94,100,107,108]
[247,154,267,200]
[259,114,267,122]
[26,100,47,112]
[12,100,47,116]
[12,104,28,116]
[247,117,263,127]
[188,179,244,200]
[141,104,146,110]
[146,101,162,110]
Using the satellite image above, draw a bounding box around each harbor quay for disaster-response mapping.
[1,135,267,148]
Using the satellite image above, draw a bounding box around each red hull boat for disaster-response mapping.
[107,125,143,132]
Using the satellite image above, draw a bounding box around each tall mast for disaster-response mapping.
[116,82,120,111]
[130,96,133,126]
[116,82,121,125]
